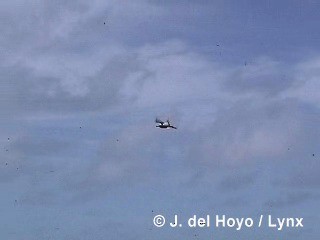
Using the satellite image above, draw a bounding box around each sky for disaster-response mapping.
[1,0,320,239]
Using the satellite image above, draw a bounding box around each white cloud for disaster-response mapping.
[281,57,320,105]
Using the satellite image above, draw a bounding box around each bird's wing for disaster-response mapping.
[155,118,164,124]
[170,126,177,129]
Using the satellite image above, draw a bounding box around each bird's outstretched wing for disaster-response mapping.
[155,118,164,124]
[170,126,177,129]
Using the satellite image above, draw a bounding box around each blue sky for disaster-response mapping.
[1,0,320,239]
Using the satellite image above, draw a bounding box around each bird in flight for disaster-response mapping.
[155,118,177,129]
